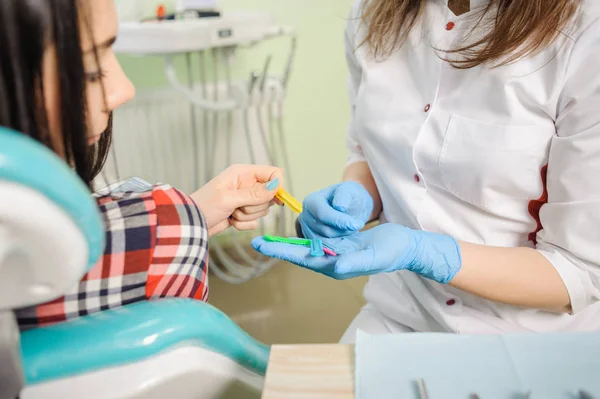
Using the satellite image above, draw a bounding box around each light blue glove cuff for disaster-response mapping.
[406,231,463,284]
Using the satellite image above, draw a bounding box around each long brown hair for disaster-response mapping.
[360,0,580,68]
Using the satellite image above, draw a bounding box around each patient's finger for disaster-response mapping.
[237,201,273,215]
[208,219,231,237]
[230,219,259,231]
[231,208,270,222]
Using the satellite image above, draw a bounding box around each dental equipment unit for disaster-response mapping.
[107,10,298,284]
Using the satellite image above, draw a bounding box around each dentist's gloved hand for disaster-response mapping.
[299,181,373,239]
[252,223,462,283]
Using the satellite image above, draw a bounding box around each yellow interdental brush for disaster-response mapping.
[275,187,303,214]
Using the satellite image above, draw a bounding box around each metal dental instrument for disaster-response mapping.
[259,54,272,92]
[580,390,595,399]
[248,70,260,94]
[213,49,280,280]
[207,47,220,178]
[416,379,429,399]
[256,54,275,165]
[197,50,209,184]
[185,52,199,188]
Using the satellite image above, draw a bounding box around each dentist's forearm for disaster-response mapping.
[343,161,382,221]
[450,241,571,313]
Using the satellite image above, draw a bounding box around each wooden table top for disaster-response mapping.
[262,344,355,399]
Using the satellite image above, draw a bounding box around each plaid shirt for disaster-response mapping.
[17,178,209,329]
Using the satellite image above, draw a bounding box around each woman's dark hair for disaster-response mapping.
[0,0,112,187]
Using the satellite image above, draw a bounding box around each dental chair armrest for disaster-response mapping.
[21,299,270,385]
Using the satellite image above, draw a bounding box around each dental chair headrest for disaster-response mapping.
[0,126,104,310]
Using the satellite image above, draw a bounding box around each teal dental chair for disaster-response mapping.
[0,126,269,399]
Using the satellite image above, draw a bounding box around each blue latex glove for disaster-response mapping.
[299,182,373,239]
[252,223,462,283]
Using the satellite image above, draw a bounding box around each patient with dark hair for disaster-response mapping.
[0,0,283,328]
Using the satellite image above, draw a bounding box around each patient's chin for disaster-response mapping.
[87,133,103,145]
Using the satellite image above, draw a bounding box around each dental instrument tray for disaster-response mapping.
[355,330,600,398]
[114,12,283,55]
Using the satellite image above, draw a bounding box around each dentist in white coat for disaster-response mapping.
[253,0,600,341]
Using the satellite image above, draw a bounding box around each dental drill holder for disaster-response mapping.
[113,12,297,285]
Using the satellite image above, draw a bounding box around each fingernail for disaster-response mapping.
[265,178,280,191]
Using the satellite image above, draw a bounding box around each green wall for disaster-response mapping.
[115,0,354,200]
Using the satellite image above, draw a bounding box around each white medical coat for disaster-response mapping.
[345,0,600,333]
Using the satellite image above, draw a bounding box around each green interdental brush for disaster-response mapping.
[264,235,311,246]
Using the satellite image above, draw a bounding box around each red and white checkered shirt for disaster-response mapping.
[17,178,209,329]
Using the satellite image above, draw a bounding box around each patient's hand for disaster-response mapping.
[191,164,283,236]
